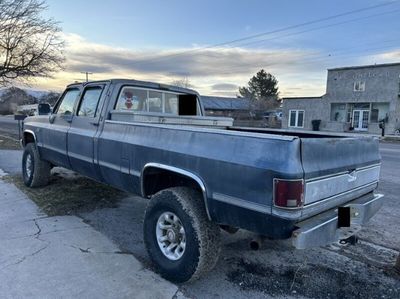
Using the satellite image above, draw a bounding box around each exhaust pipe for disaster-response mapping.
[250,236,265,250]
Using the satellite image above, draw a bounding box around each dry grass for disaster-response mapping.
[4,169,128,216]
[0,134,20,150]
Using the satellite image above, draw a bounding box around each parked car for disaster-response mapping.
[21,79,384,282]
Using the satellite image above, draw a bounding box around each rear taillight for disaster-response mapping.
[274,179,304,209]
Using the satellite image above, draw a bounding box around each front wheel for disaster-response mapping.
[143,187,221,283]
[22,143,51,187]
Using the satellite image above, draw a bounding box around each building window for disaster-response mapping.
[354,81,365,92]
[330,103,346,122]
[370,103,390,123]
[288,110,304,128]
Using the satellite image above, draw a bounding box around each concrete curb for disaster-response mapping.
[380,135,400,143]
[0,177,183,299]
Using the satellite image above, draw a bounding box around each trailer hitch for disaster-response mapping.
[339,235,359,245]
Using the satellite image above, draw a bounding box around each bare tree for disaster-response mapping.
[0,0,64,86]
[171,77,192,89]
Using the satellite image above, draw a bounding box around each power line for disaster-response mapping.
[158,7,400,76]
[146,36,400,78]
[132,1,399,65]
[212,43,400,77]
[183,36,400,77]
[232,8,400,49]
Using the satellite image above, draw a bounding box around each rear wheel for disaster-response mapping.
[22,143,51,187]
[143,187,221,283]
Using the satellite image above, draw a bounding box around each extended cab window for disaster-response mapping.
[148,91,162,113]
[116,87,147,111]
[56,88,80,115]
[115,86,197,116]
[77,86,103,117]
[165,93,178,115]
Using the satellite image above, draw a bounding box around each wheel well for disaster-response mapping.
[142,167,204,198]
[23,132,35,145]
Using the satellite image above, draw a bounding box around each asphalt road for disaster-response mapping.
[0,142,399,298]
[0,115,20,137]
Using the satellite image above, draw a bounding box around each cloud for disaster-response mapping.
[62,33,323,76]
[372,49,400,61]
[34,33,329,96]
[211,83,238,91]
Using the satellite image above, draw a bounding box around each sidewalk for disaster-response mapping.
[0,177,181,299]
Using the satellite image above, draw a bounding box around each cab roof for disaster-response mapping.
[66,78,199,96]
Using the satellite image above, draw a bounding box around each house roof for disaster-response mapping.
[328,62,400,71]
[200,96,250,110]
[282,96,322,100]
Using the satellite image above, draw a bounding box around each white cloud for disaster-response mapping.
[371,49,400,61]
[34,33,329,96]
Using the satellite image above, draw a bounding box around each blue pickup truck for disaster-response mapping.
[21,79,384,282]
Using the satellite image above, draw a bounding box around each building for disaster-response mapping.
[200,96,251,118]
[282,62,400,134]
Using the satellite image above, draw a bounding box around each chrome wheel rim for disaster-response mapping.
[25,154,33,178]
[156,212,186,261]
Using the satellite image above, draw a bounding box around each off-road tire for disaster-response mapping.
[22,143,51,188]
[143,187,221,283]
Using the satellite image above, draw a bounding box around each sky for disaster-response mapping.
[32,0,400,97]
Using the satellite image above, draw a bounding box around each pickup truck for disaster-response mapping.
[21,79,384,283]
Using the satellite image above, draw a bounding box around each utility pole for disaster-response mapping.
[80,71,93,82]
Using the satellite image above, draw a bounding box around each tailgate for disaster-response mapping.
[301,136,381,205]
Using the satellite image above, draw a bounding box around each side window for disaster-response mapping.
[288,110,305,128]
[77,86,104,117]
[56,88,80,115]
[148,91,162,113]
[165,93,178,115]
[289,111,296,127]
[115,87,147,111]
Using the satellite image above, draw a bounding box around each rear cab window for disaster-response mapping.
[114,86,199,116]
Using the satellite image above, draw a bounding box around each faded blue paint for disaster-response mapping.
[23,79,381,238]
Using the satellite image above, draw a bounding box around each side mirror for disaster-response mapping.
[38,103,51,115]
[49,114,56,124]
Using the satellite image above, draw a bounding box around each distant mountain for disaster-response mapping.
[0,86,61,115]
[0,87,57,100]
[24,88,53,99]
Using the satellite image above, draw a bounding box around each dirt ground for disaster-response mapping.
[5,168,126,216]
[0,134,20,150]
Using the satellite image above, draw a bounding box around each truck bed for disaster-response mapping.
[104,115,380,214]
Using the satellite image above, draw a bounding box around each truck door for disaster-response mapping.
[42,87,81,168]
[67,84,106,181]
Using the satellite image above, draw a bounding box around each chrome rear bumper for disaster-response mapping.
[292,192,384,249]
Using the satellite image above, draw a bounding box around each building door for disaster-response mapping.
[352,110,369,131]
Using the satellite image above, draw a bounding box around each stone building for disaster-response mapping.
[282,62,400,134]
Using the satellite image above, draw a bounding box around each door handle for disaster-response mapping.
[90,121,99,126]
